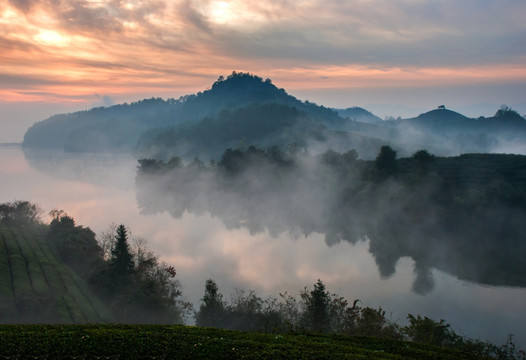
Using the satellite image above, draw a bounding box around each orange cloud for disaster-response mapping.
[0,0,525,106]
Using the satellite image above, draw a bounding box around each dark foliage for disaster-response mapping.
[137,102,335,161]
[0,201,42,226]
[89,224,191,323]
[110,224,135,283]
[196,279,227,328]
[191,279,521,358]
[47,211,102,279]
[300,279,331,333]
[374,145,398,179]
[0,324,502,360]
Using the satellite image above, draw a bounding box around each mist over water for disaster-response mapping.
[1,146,525,348]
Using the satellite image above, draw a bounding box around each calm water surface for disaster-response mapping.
[1,146,525,347]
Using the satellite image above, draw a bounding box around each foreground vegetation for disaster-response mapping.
[1,200,524,359]
[0,201,191,324]
[0,324,500,360]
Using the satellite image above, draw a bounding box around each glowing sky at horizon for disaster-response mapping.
[1,0,526,141]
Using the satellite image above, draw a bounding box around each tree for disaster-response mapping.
[47,211,102,279]
[196,279,226,327]
[110,224,135,281]
[495,105,519,118]
[412,149,435,163]
[92,224,192,323]
[0,201,42,225]
[403,314,458,346]
[375,145,398,178]
[412,149,436,176]
[301,279,331,333]
[227,289,264,331]
[356,307,389,337]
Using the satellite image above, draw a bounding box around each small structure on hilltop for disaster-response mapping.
[438,105,446,110]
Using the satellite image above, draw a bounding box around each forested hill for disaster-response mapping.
[136,102,385,161]
[22,72,342,154]
[21,71,526,158]
[381,107,526,156]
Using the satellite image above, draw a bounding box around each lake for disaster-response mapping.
[1,145,525,348]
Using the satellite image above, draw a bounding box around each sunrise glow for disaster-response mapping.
[0,0,525,139]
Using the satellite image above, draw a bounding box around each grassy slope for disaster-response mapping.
[0,324,490,360]
[0,224,112,323]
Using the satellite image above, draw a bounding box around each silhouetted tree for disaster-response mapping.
[403,314,458,346]
[412,149,435,163]
[47,211,102,279]
[412,149,436,176]
[0,201,41,225]
[495,105,519,118]
[301,279,331,333]
[196,279,226,327]
[110,224,135,282]
[227,289,264,331]
[375,145,398,178]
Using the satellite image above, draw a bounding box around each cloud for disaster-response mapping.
[7,0,38,13]
[60,1,123,34]
[178,0,212,33]
[0,0,525,106]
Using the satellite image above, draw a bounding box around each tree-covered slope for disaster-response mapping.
[22,72,345,154]
[0,201,191,324]
[137,102,385,161]
[21,72,526,157]
[0,223,113,323]
[22,98,175,152]
[335,107,383,123]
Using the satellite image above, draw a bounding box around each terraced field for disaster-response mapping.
[434,153,526,189]
[398,153,526,189]
[0,224,113,323]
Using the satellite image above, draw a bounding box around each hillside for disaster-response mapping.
[335,107,383,123]
[0,223,113,323]
[401,108,471,127]
[21,72,526,158]
[22,72,346,155]
[378,107,526,155]
[137,102,385,160]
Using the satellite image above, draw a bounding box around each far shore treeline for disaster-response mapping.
[137,145,526,294]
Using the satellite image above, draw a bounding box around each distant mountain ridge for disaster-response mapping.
[335,107,383,124]
[381,106,526,156]
[23,72,338,152]
[22,72,526,159]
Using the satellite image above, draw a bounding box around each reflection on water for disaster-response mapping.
[135,152,526,295]
[0,147,524,347]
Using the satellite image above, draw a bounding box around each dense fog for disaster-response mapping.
[2,146,525,347]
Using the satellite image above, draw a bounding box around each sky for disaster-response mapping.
[1,0,526,142]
